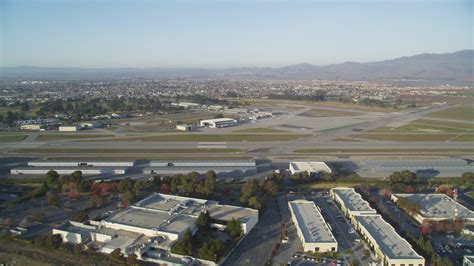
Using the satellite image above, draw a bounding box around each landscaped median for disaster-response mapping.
[11,148,243,154]
[77,134,311,142]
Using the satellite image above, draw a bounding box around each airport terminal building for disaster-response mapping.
[288,200,337,253]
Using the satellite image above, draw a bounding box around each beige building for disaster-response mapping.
[330,187,376,218]
[353,215,425,266]
[59,125,81,132]
[288,200,337,253]
[20,124,43,131]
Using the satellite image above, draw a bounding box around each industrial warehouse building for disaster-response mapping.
[20,124,44,131]
[144,159,257,176]
[353,215,425,266]
[330,187,376,218]
[289,161,332,175]
[288,200,337,253]
[199,118,237,128]
[11,160,135,175]
[53,193,258,263]
[391,193,474,223]
[175,124,197,131]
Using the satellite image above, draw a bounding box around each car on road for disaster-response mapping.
[348,229,355,234]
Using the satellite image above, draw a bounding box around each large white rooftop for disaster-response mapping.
[288,200,337,243]
[290,162,332,174]
[354,215,423,260]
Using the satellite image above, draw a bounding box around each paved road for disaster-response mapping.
[223,197,281,266]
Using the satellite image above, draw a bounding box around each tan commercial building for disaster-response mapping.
[288,200,337,253]
[353,215,425,266]
[330,187,376,218]
[59,125,81,132]
[20,124,44,131]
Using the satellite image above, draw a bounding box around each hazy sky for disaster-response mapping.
[1,0,472,68]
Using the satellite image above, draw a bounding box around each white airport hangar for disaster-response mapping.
[199,118,237,128]
[288,200,338,253]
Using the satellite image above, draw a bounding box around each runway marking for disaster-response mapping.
[198,142,227,145]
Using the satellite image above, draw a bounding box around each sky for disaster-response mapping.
[0,0,472,68]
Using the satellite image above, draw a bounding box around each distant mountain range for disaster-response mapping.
[1,50,473,84]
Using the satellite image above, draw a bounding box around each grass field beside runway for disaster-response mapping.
[234,127,289,133]
[424,105,474,121]
[369,123,472,133]
[12,148,243,154]
[86,134,310,142]
[0,134,28,142]
[36,134,115,141]
[293,148,474,153]
[411,119,473,129]
[297,108,361,117]
[348,133,472,142]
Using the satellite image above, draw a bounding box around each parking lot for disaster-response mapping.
[273,191,380,266]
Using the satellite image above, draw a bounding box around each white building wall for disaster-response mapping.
[53,229,83,244]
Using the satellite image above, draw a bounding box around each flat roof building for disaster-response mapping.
[353,215,425,266]
[54,193,258,262]
[391,193,474,223]
[289,162,332,175]
[59,125,81,132]
[464,255,474,266]
[330,187,376,218]
[288,200,337,253]
[200,118,237,128]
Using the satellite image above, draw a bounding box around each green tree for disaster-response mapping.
[196,211,211,231]
[240,179,258,204]
[226,218,243,240]
[71,210,89,223]
[77,180,91,193]
[45,170,61,190]
[263,179,278,197]
[199,239,225,262]
[118,178,135,193]
[171,230,193,256]
[47,191,60,207]
[109,248,124,263]
[203,171,216,195]
[248,196,263,210]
